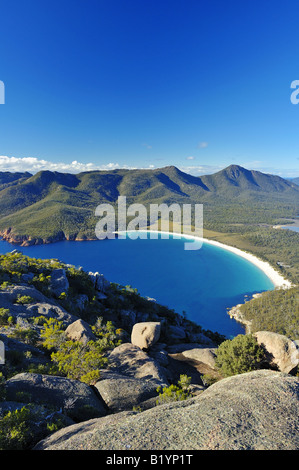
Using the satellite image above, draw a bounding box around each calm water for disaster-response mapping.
[281,225,299,233]
[0,233,274,338]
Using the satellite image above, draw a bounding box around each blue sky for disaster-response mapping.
[1,0,299,177]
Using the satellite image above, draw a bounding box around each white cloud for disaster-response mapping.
[180,162,299,178]
[1,155,297,178]
[0,155,157,174]
[0,156,136,174]
[197,142,208,149]
[179,164,224,176]
[142,143,152,149]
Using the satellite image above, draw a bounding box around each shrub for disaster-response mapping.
[8,326,39,346]
[156,375,192,405]
[0,373,6,401]
[51,340,107,384]
[0,407,32,450]
[40,318,111,384]
[0,308,10,326]
[40,318,66,350]
[15,295,35,305]
[215,334,266,377]
[92,317,122,350]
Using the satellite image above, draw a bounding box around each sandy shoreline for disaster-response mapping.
[117,229,293,290]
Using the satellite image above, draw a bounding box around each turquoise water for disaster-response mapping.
[0,234,274,338]
[282,225,299,232]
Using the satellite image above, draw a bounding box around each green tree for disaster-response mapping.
[215,334,266,377]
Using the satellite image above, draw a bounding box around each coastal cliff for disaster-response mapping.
[0,228,98,246]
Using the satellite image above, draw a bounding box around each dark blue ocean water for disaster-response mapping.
[0,234,274,338]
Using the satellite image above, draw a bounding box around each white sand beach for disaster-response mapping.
[117,229,293,289]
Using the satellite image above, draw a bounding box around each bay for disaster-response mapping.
[0,233,274,338]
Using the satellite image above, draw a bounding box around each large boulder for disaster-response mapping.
[94,370,160,412]
[5,373,107,421]
[131,322,161,350]
[25,302,77,325]
[0,285,49,306]
[107,343,169,385]
[34,370,299,450]
[255,331,299,373]
[65,319,96,344]
[181,348,217,369]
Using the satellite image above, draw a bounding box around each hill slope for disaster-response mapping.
[0,165,298,244]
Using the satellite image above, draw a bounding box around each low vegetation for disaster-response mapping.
[238,287,299,340]
[40,317,120,385]
[215,334,267,377]
[156,375,193,404]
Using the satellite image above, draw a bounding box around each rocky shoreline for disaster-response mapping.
[227,293,265,334]
[0,228,98,246]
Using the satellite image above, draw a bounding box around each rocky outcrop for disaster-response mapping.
[131,322,161,350]
[50,269,69,298]
[255,331,299,373]
[88,272,110,293]
[65,319,96,344]
[0,284,49,305]
[34,370,299,450]
[107,343,169,385]
[5,373,107,421]
[94,370,160,412]
[167,325,186,342]
[0,285,78,325]
[180,347,217,369]
[73,294,89,312]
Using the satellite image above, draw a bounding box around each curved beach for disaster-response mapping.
[118,229,293,290]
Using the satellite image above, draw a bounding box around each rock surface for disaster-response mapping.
[131,322,161,350]
[88,272,110,293]
[107,343,169,385]
[94,370,160,412]
[34,370,299,450]
[65,319,96,344]
[181,347,217,369]
[50,269,69,298]
[5,373,107,421]
[255,331,299,373]
[0,285,77,325]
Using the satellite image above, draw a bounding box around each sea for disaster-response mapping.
[0,232,274,338]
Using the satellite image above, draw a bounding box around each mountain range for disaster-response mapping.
[0,164,298,244]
